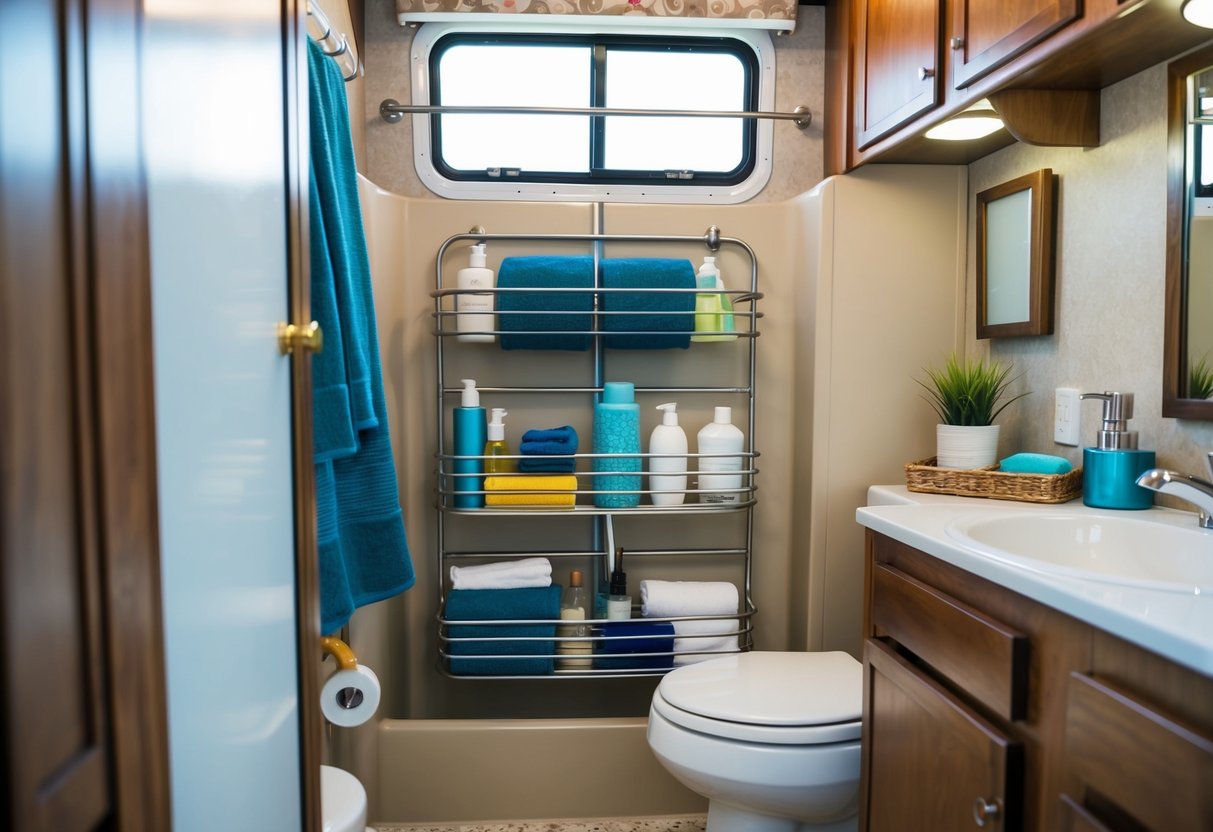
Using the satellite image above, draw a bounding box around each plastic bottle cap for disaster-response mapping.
[487,408,507,440]
[460,379,479,407]
[698,257,718,275]
[715,406,732,424]
[656,402,679,425]
[570,569,583,588]
[602,381,635,404]
[469,243,486,268]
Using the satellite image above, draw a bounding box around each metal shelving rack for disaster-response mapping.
[432,226,762,678]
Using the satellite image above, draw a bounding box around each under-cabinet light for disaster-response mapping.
[1183,0,1213,28]
[925,101,1005,141]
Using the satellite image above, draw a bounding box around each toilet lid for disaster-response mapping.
[653,652,862,744]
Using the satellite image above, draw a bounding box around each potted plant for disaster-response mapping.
[1191,356,1213,400]
[918,354,1028,469]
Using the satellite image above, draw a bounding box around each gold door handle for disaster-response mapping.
[277,321,323,355]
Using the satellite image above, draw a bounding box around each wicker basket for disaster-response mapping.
[905,457,1083,504]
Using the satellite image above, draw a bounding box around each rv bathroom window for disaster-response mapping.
[410,23,774,204]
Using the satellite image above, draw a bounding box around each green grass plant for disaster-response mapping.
[918,354,1029,426]
[1190,356,1213,400]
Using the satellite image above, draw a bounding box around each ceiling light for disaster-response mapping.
[1183,0,1213,28]
[925,100,1005,141]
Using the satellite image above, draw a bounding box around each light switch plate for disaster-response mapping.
[1054,387,1081,446]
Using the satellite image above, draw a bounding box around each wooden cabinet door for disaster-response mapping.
[862,639,1023,831]
[854,0,942,149]
[949,0,1080,89]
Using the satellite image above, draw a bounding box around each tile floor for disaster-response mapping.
[376,816,707,832]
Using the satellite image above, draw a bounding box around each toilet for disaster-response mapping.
[646,651,863,832]
[320,765,375,832]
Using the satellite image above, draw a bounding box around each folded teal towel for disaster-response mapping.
[445,586,562,675]
[601,258,696,350]
[498,256,595,351]
[999,453,1073,475]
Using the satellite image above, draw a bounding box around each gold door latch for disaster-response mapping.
[277,321,324,355]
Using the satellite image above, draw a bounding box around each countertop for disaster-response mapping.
[857,486,1213,677]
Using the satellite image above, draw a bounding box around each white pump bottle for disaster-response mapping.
[456,243,495,343]
[697,406,745,504]
[648,402,688,506]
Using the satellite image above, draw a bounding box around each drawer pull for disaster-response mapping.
[973,797,1001,826]
[919,66,936,80]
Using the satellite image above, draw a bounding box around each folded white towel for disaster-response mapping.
[449,557,553,590]
[671,617,738,666]
[640,580,738,618]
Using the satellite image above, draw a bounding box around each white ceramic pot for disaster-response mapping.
[936,424,1000,470]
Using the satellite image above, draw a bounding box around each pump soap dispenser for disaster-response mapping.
[1079,391,1155,509]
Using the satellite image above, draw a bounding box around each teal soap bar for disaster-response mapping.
[998,453,1073,475]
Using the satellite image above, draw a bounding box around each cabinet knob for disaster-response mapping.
[951,36,965,50]
[277,320,324,355]
[918,66,935,80]
[973,797,1001,827]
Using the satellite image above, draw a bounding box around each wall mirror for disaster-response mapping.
[1166,45,1213,419]
[975,168,1056,339]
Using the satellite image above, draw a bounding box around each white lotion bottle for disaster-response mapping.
[648,402,688,506]
[697,406,745,504]
[455,243,495,343]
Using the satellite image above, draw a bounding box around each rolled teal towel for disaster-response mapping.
[601,258,696,350]
[498,256,595,351]
[999,453,1073,475]
[445,585,562,675]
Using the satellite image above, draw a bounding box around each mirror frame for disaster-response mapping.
[1165,44,1213,420]
[976,168,1057,339]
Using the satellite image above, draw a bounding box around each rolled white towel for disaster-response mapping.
[671,617,738,666]
[449,557,552,590]
[640,580,738,618]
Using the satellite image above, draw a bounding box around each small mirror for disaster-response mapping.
[1166,46,1213,418]
[975,169,1057,339]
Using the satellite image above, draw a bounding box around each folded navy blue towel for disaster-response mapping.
[601,258,695,350]
[518,456,577,474]
[445,586,562,676]
[595,620,675,670]
[498,256,595,351]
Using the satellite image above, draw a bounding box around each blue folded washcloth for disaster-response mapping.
[445,586,562,676]
[498,256,595,351]
[595,621,676,670]
[520,425,579,455]
[517,456,578,474]
[601,258,696,350]
[998,453,1074,475]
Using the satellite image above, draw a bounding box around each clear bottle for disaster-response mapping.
[557,569,591,669]
[483,407,515,474]
[697,406,746,504]
[648,402,688,506]
[691,256,736,343]
[456,243,495,343]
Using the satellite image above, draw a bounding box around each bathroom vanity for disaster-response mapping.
[856,494,1213,831]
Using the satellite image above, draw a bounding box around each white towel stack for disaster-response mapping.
[640,580,739,666]
[450,557,553,590]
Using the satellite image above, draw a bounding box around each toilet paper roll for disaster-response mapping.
[320,663,380,728]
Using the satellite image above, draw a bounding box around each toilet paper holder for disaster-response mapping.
[321,636,364,708]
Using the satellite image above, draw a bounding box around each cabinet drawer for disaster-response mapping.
[1066,672,1213,831]
[871,562,1028,721]
[863,638,1022,831]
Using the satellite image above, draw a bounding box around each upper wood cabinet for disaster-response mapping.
[853,0,942,150]
[949,0,1080,89]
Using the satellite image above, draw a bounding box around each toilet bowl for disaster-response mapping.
[320,765,374,832]
[646,651,863,832]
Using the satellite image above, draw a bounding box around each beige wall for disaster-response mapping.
[359,5,825,202]
[967,63,1213,473]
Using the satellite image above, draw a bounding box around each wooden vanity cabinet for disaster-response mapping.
[862,530,1213,831]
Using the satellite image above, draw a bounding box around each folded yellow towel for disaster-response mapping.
[484,475,577,508]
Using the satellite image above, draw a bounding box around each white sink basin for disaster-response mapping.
[945,512,1213,595]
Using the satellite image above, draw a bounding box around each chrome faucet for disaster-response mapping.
[1136,452,1213,529]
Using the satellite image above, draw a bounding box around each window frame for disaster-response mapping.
[410,21,775,204]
